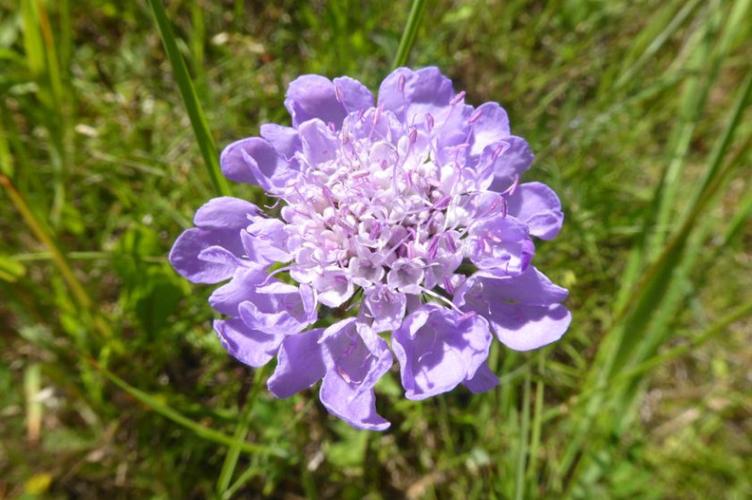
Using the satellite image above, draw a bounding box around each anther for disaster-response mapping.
[450,91,466,106]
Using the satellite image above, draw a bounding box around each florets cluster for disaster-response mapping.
[170,67,571,430]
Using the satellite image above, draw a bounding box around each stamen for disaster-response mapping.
[334,83,343,103]
[427,236,440,260]
[408,127,418,145]
[443,277,455,295]
[450,91,466,105]
[420,286,462,312]
[433,195,451,210]
[259,265,294,285]
[468,107,484,123]
[492,142,505,161]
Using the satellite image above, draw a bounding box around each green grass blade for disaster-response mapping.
[598,0,745,382]
[1,173,118,344]
[36,0,70,226]
[514,369,531,500]
[543,298,752,425]
[649,2,721,256]
[59,0,72,75]
[216,401,254,494]
[526,354,545,488]
[224,461,264,499]
[148,0,230,197]
[36,0,64,106]
[649,0,749,255]
[0,112,13,176]
[216,367,269,495]
[392,0,428,69]
[615,0,701,89]
[1,174,91,312]
[20,0,68,224]
[618,299,752,385]
[614,37,714,309]
[559,61,752,493]
[686,82,752,216]
[717,185,752,250]
[20,0,45,77]
[82,355,286,458]
[617,73,752,381]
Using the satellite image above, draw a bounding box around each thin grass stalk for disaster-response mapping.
[559,65,752,492]
[716,185,752,250]
[615,0,701,89]
[514,370,531,500]
[224,460,264,499]
[628,136,752,372]
[614,70,752,367]
[0,174,116,342]
[148,0,230,197]
[546,186,750,434]
[35,0,64,105]
[0,112,13,176]
[59,0,72,75]
[649,1,720,256]
[216,366,269,495]
[80,355,287,457]
[392,0,428,69]
[652,0,749,254]
[20,0,44,77]
[614,4,718,311]
[438,396,456,456]
[497,351,518,490]
[542,298,752,425]
[20,0,68,224]
[526,354,545,489]
[619,299,752,386]
[609,134,752,437]
[583,98,744,435]
[0,174,91,312]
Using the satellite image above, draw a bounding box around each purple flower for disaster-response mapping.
[170,67,570,430]
[392,304,492,400]
[267,319,392,430]
[453,267,571,351]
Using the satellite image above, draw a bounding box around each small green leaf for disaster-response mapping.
[0,254,26,282]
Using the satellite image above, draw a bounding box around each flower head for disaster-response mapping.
[170,67,571,430]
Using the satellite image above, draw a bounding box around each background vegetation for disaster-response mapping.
[1,0,751,498]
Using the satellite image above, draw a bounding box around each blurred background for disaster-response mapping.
[1,0,751,498]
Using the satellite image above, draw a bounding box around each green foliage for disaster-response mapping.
[1,0,750,498]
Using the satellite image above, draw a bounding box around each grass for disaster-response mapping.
[1,0,751,498]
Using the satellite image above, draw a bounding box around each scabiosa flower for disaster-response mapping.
[169,67,571,430]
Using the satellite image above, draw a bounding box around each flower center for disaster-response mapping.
[269,108,510,308]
